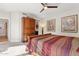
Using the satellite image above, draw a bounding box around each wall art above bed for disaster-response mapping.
[47,19,56,32]
[61,15,78,33]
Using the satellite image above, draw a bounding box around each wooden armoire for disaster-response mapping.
[22,17,36,42]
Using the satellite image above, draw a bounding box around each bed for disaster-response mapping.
[26,34,79,56]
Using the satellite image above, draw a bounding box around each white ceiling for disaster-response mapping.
[0,3,79,19]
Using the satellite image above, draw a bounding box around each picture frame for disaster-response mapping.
[47,19,56,32]
[61,15,78,33]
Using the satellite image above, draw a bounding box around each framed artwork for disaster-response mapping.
[61,15,78,33]
[47,19,56,32]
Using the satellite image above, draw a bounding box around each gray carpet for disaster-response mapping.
[0,42,24,52]
[0,42,31,56]
[17,52,30,56]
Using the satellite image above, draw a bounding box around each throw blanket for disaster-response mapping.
[28,35,74,56]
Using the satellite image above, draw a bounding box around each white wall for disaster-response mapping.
[0,11,23,42]
[0,11,42,42]
[10,12,23,42]
[38,20,47,35]
[0,11,11,42]
[0,8,79,42]
[39,8,79,37]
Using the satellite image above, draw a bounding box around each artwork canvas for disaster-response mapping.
[47,19,56,32]
[61,15,78,33]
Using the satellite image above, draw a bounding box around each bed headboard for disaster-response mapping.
[27,33,52,43]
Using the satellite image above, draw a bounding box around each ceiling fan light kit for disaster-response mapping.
[44,6,48,10]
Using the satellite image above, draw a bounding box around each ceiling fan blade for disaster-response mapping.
[41,3,45,7]
[47,6,58,8]
[40,8,44,13]
[44,3,47,5]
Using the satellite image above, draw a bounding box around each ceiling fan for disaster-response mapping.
[40,3,58,13]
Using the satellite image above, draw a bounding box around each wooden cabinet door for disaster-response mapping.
[22,17,35,42]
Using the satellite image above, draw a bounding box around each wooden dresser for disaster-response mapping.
[22,17,36,42]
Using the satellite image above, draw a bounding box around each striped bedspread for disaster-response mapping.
[27,35,79,56]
